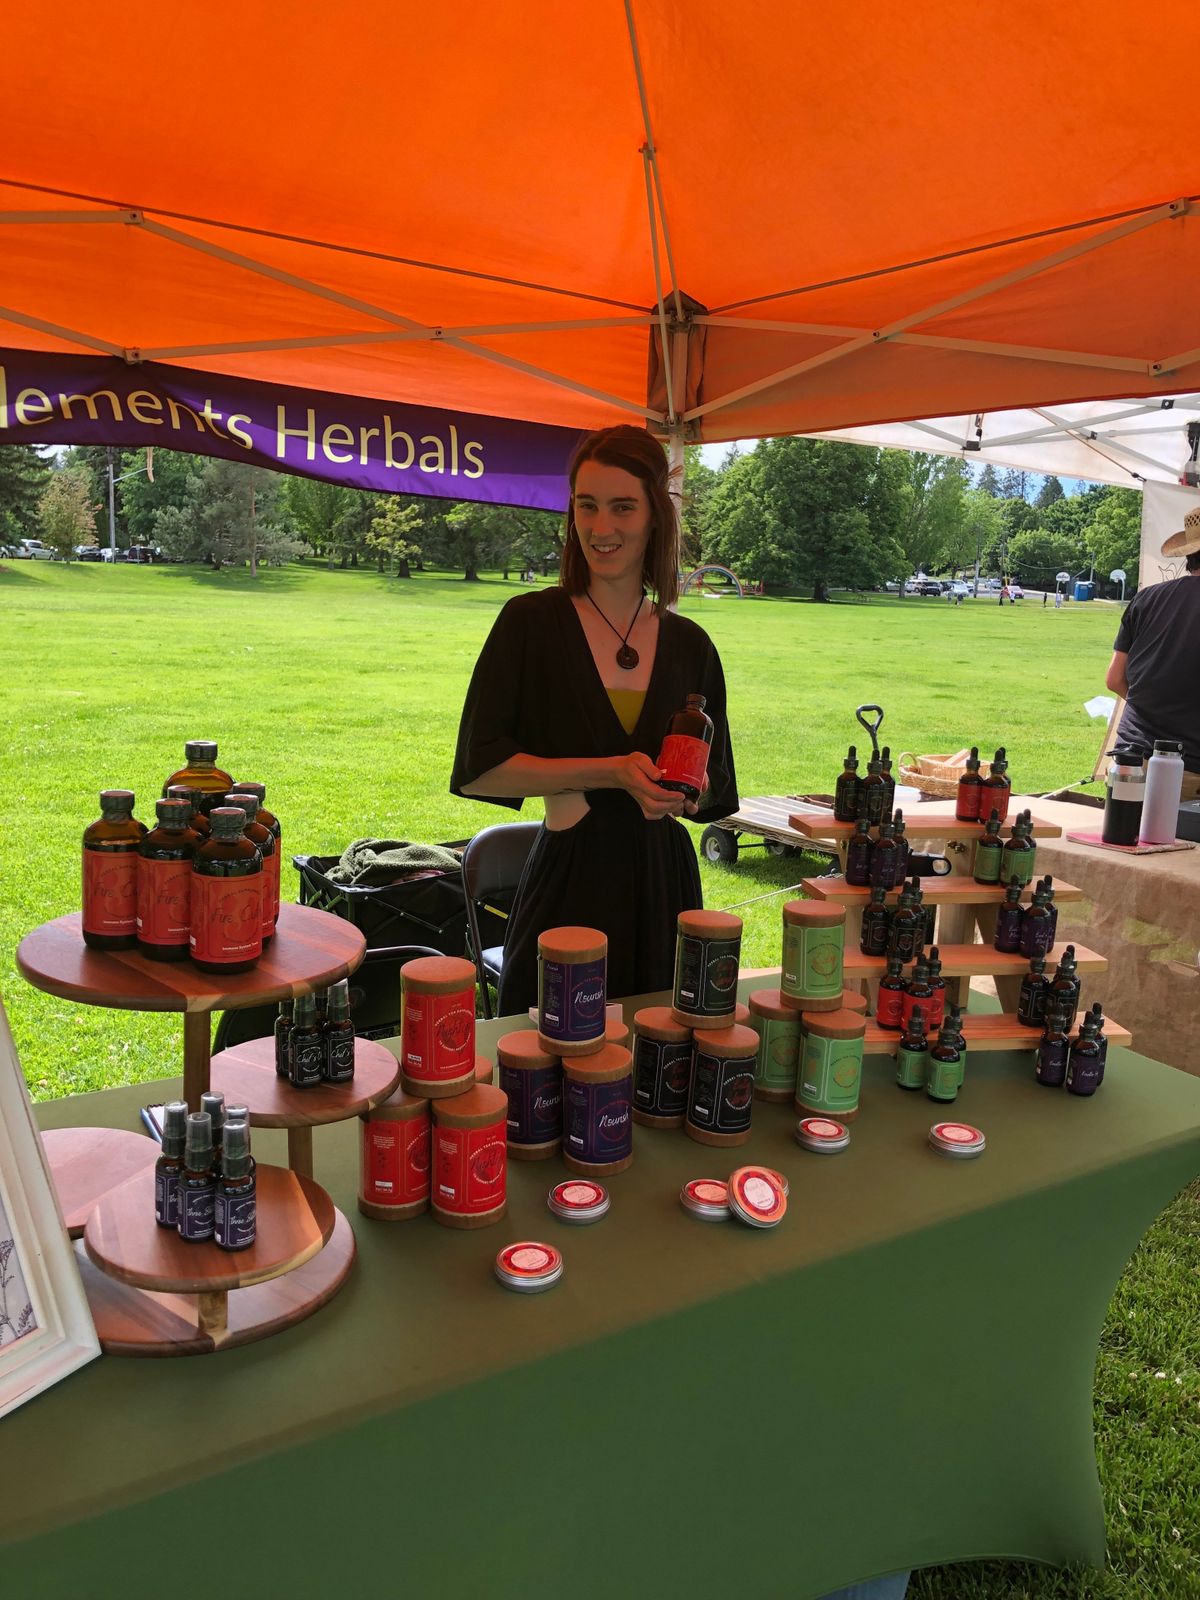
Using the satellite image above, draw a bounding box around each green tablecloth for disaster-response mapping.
[5,979,1200,1599]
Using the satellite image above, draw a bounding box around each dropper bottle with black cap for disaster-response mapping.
[980,746,1012,825]
[179,1112,216,1241]
[993,877,1024,953]
[955,747,984,822]
[215,1120,257,1250]
[879,746,895,817]
[1017,954,1050,1029]
[834,746,861,822]
[1066,1010,1104,1097]
[860,885,891,957]
[154,1101,188,1228]
[1049,946,1081,1031]
[861,752,887,827]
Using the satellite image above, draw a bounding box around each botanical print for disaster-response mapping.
[0,1188,37,1347]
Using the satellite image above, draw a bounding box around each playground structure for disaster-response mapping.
[680,565,762,597]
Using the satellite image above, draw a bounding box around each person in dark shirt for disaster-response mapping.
[451,424,738,1012]
[1106,506,1200,799]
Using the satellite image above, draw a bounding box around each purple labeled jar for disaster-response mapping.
[537,926,608,1057]
[685,1024,759,1148]
[563,1044,634,1175]
[497,1030,563,1161]
[632,1005,693,1128]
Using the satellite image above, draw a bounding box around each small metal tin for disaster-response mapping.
[928,1120,986,1159]
[727,1166,787,1228]
[795,1115,850,1153]
[762,1166,790,1197]
[494,1241,564,1293]
[680,1178,732,1221]
[547,1179,611,1224]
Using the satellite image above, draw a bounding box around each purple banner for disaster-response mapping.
[0,349,577,512]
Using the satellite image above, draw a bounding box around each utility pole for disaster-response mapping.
[106,446,117,557]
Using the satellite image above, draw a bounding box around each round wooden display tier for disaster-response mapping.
[209,1035,402,1127]
[15,903,366,1014]
[42,1127,160,1238]
[84,1163,336,1295]
[72,1210,356,1357]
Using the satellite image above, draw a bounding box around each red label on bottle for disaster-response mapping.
[82,850,138,936]
[270,845,281,930]
[657,733,710,793]
[403,987,476,1082]
[927,985,947,1030]
[259,842,276,939]
[876,984,905,1028]
[189,871,263,965]
[434,1121,507,1216]
[955,779,982,821]
[983,785,1011,824]
[136,857,192,945]
[361,1113,431,1208]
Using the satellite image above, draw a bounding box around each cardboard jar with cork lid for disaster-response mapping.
[431,1083,509,1229]
[781,901,846,1013]
[359,1087,431,1221]
[685,1022,759,1147]
[562,1042,634,1175]
[496,1029,562,1160]
[537,927,608,1057]
[672,909,743,1029]
[400,955,478,1098]
[797,1007,866,1122]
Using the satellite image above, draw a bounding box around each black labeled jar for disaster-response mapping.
[631,1006,693,1128]
[672,909,743,1029]
[685,1023,759,1148]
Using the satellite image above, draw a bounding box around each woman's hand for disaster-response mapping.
[610,752,688,821]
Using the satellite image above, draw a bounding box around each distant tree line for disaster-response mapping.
[684,444,1142,598]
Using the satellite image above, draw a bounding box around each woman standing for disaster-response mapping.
[451,425,738,1014]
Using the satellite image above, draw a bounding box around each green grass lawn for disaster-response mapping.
[1,559,1195,1599]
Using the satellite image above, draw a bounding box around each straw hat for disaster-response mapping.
[1161,505,1200,558]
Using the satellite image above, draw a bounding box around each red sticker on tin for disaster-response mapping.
[435,1123,507,1215]
[136,857,191,945]
[729,1166,787,1224]
[934,1122,982,1144]
[188,872,263,965]
[361,1115,431,1207]
[82,850,138,937]
[685,1180,728,1206]
[404,988,476,1081]
[497,1242,561,1278]
[801,1118,845,1140]
[657,733,710,793]
[553,1181,605,1210]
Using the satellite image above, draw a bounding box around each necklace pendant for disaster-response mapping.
[616,644,639,671]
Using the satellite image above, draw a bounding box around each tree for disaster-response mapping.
[976,462,1002,498]
[1082,488,1141,590]
[0,445,52,542]
[682,445,719,567]
[961,488,1005,585]
[1005,526,1082,584]
[368,496,424,576]
[884,451,969,575]
[704,437,906,599]
[119,447,195,548]
[152,458,300,572]
[1034,474,1065,509]
[999,467,1030,501]
[280,477,374,566]
[440,500,560,580]
[38,464,96,559]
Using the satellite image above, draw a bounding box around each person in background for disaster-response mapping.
[999,583,1010,606]
[1105,506,1200,800]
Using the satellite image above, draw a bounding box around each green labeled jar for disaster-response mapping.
[748,988,803,1102]
[797,1007,865,1121]
[781,900,846,1013]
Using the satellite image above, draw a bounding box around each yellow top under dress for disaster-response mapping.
[606,688,646,736]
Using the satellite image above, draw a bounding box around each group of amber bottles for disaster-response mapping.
[833,744,896,826]
[81,740,282,973]
[154,1091,257,1249]
[955,747,1012,824]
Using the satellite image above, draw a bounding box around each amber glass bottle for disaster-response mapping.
[860,753,886,826]
[154,1101,189,1228]
[980,746,1011,825]
[136,799,195,962]
[322,978,356,1083]
[955,747,984,822]
[230,781,280,933]
[274,999,294,1079]
[162,740,233,813]
[166,784,211,841]
[1000,809,1037,887]
[868,820,902,890]
[290,992,324,1087]
[859,885,891,957]
[973,809,1004,885]
[834,746,860,822]
[215,1121,257,1250]
[189,807,263,974]
[82,790,147,949]
[656,694,714,802]
[900,960,933,1030]
[178,1112,216,1241]
[222,793,277,945]
[925,945,947,1029]
[879,746,895,818]
[876,953,907,1030]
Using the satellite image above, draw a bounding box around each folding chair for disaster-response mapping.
[461,822,540,1018]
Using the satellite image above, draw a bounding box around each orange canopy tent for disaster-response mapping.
[4,0,1200,456]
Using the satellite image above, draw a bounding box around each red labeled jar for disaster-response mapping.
[229,782,280,934]
[632,1005,693,1128]
[475,1054,494,1085]
[537,927,608,1056]
[221,793,277,945]
[82,790,147,949]
[358,1090,431,1220]
[563,1043,634,1175]
[136,798,195,961]
[497,1030,563,1161]
[432,1085,508,1229]
[400,956,477,1098]
[685,1023,759,1148]
[189,807,263,973]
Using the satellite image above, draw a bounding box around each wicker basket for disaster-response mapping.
[896,749,973,800]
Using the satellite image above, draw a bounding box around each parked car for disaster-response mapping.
[983,577,1003,591]
[884,580,903,593]
[1009,583,1025,600]
[17,538,53,560]
[945,580,971,598]
[125,545,158,564]
[915,578,945,596]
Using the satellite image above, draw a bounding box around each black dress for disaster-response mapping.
[450,588,739,1012]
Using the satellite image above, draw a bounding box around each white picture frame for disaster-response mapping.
[0,993,99,1419]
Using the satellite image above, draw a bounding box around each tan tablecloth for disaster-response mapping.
[1011,794,1200,1075]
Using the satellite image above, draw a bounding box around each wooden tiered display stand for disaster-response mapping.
[16,902,376,1356]
[788,802,1132,1050]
